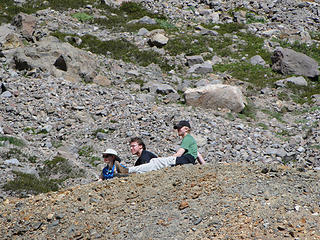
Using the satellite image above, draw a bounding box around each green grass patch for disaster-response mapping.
[52,32,173,71]
[85,156,100,167]
[71,12,93,23]
[78,145,94,157]
[44,156,66,169]
[277,91,290,101]
[0,135,25,147]
[126,78,145,87]
[276,129,292,136]
[205,23,246,35]
[45,0,96,11]
[261,109,286,123]
[0,0,162,27]
[257,123,269,130]
[93,128,109,136]
[0,0,97,24]
[23,127,49,135]
[0,148,37,163]
[28,155,37,163]
[156,19,178,30]
[119,2,164,20]
[1,148,22,160]
[225,112,236,121]
[237,32,272,63]
[310,31,320,41]
[246,12,266,24]
[293,106,320,115]
[212,62,282,88]
[3,171,59,196]
[165,34,233,58]
[78,146,100,167]
[41,156,83,179]
[95,2,168,33]
[52,140,63,148]
[310,145,320,150]
[285,82,320,104]
[23,127,36,134]
[238,100,256,120]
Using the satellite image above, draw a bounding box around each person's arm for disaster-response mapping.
[197,152,206,165]
[173,148,185,157]
[98,174,103,181]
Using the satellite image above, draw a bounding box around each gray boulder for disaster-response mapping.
[250,55,266,66]
[271,47,319,78]
[188,61,213,74]
[5,36,98,82]
[148,33,168,48]
[275,76,308,87]
[12,13,36,41]
[144,82,176,95]
[211,55,223,65]
[137,28,149,36]
[4,158,20,166]
[128,16,157,25]
[286,76,308,86]
[200,29,219,36]
[0,25,23,50]
[100,0,126,7]
[186,55,204,66]
[184,84,247,112]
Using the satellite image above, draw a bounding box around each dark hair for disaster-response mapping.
[130,137,146,150]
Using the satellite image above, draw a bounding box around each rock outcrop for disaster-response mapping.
[184,84,247,112]
[271,47,320,79]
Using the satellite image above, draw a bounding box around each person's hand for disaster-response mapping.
[98,179,103,182]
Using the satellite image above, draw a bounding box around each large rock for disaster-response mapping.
[4,36,98,82]
[271,47,319,78]
[128,16,157,25]
[275,76,308,87]
[184,84,247,112]
[100,0,127,7]
[186,55,204,66]
[1,33,24,50]
[188,61,213,74]
[12,13,36,41]
[148,33,168,48]
[0,24,20,50]
[143,82,176,95]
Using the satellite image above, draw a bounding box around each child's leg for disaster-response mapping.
[129,156,176,173]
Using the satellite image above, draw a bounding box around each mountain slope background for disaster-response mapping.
[0,0,319,238]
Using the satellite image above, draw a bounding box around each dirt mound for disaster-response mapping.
[1,162,319,239]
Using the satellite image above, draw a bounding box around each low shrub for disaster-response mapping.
[212,62,282,88]
[41,156,84,179]
[71,12,93,23]
[261,109,286,123]
[0,135,25,147]
[238,101,257,120]
[79,146,94,158]
[3,171,59,196]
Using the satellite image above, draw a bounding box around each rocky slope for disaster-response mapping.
[0,163,319,239]
[0,0,320,238]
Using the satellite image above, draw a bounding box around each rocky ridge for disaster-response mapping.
[0,163,319,239]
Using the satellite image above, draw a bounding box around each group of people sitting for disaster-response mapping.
[99,120,206,180]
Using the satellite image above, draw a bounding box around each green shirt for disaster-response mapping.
[180,134,198,159]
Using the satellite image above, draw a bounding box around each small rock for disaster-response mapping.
[179,200,189,210]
